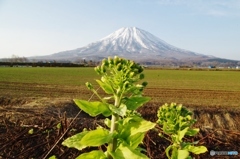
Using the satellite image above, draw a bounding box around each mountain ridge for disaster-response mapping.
[30,27,214,63]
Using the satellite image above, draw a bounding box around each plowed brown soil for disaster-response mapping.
[0,97,240,159]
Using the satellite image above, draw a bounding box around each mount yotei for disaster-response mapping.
[32,27,212,63]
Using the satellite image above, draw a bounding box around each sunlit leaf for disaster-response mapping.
[48,155,57,159]
[127,132,145,149]
[178,127,189,142]
[177,149,189,159]
[185,128,199,136]
[109,103,127,117]
[187,145,208,154]
[110,143,149,159]
[124,96,151,110]
[96,79,114,94]
[62,131,88,150]
[73,99,111,117]
[120,116,155,141]
[80,128,112,146]
[76,150,107,159]
[62,128,112,151]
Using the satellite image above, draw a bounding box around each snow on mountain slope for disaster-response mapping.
[100,27,172,51]
[32,27,211,62]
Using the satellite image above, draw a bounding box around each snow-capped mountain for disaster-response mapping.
[31,27,211,62]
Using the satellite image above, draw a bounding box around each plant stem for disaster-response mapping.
[108,96,120,158]
[110,114,119,149]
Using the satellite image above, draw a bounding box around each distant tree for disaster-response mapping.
[83,59,87,64]
[9,55,28,63]
[10,55,18,62]
[88,60,96,66]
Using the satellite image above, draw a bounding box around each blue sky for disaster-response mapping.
[0,0,240,60]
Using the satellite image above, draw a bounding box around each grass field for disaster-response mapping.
[1,67,240,159]
[0,67,240,107]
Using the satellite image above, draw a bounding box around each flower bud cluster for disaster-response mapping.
[85,82,93,90]
[157,103,196,133]
[94,56,148,96]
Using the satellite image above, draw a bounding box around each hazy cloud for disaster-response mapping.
[207,10,227,17]
[154,0,240,17]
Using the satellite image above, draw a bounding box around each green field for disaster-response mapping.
[0,67,240,107]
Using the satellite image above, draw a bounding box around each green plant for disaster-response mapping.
[49,155,57,159]
[62,56,155,159]
[28,128,34,135]
[56,123,61,129]
[157,103,207,159]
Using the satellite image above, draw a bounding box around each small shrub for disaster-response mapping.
[157,103,208,159]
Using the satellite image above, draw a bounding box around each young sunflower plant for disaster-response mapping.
[62,56,155,159]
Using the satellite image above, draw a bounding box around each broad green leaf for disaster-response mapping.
[127,132,145,149]
[63,128,112,151]
[119,116,155,149]
[62,131,88,150]
[178,127,189,142]
[130,118,156,135]
[110,143,149,159]
[134,117,155,134]
[109,103,127,117]
[80,128,112,147]
[124,96,151,110]
[187,145,208,154]
[177,149,189,159]
[96,79,114,94]
[73,99,111,117]
[120,116,156,138]
[76,150,107,159]
[185,128,199,136]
